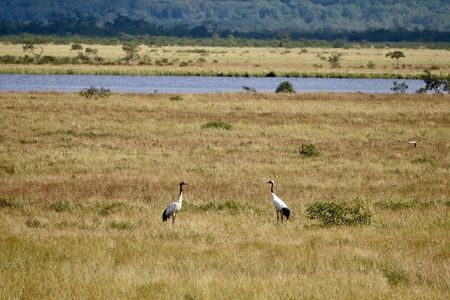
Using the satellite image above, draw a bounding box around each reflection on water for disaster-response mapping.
[0,74,424,94]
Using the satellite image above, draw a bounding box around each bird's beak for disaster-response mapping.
[266,181,271,184]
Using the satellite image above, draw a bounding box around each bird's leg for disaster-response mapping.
[276,211,279,224]
[281,213,284,223]
[172,213,176,226]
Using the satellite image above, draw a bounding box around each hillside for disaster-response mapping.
[1,0,449,41]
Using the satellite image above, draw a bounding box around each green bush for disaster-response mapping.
[299,143,319,157]
[169,95,183,101]
[275,81,295,93]
[25,218,41,228]
[201,120,232,130]
[306,201,371,225]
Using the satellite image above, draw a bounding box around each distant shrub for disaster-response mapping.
[275,81,295,93]
[201,120,232,130]
[79,86,111,99]
[70,43,83,51]
[326,53,342,68]
[0,55,18,63]
[266,71,277,77]
[306,201,371,226]
[367,61,376,69]
[0,197,19,208]
[25,218,41,228]
[242,86,256,92]
[391,81,408,94]
[179,61,189,67]
[169,95,183,101]
[299,143,319,157]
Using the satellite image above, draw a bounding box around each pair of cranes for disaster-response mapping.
[162,180,290,225]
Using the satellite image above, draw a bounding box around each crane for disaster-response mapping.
[162,182,187,225]
[266,180,290,223]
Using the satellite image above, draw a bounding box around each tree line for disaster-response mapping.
[1,14,449,43]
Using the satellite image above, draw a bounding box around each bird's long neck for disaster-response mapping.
[177,185,183,203]
[270,183,274,193]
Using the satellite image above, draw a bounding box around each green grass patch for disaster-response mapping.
[25,218,41,228]
[201,120,232,130]
[299,143,320,157]
[306,201,371,226]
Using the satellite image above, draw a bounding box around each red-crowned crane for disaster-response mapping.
[266,180,290,223]
[162,182,187,225]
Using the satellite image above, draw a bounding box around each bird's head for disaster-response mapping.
[266,180,274,185]
[180,181,187,186]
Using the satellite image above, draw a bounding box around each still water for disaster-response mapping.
[0,74,423,94]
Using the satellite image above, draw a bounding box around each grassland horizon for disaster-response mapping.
[0,91,449,299]
[1,43,449,79]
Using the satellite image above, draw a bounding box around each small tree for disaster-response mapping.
[70,43,83,51]
[327,53,342,68]
[386,51,405,68]
[22,42,43,61]
[84,48,99,61]
[416,70,449,94]
[122,43,141,63]
[22,42,36,54]
[275,81,295,93]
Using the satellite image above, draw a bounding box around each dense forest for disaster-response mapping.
[1,0,449,42]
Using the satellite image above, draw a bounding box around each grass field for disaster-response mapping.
[1,43,449,78]
[0,91,449,299]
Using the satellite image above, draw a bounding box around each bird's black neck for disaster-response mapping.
[179,184,183,195]
[270,183,274,193]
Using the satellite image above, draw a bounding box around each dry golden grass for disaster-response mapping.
[0,92,449,299]
[1,43,449,77]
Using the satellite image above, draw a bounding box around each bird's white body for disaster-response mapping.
[162,182,186,225]
[271,192,288,212]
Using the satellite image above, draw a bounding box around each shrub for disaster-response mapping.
[70,43,83,51]
[306,201,371,226]
[326,53,342,68]
[391,81,408,94]
[275,81,295,93]
[416,70,449,94]
[79,86,111,99]
[169,95,183,101]
[201,120,232,130]
[25,218,41,228]
[266,71,277,77]
[299,143,319,157]
[367,61,375,69]
[242,86,256,92]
